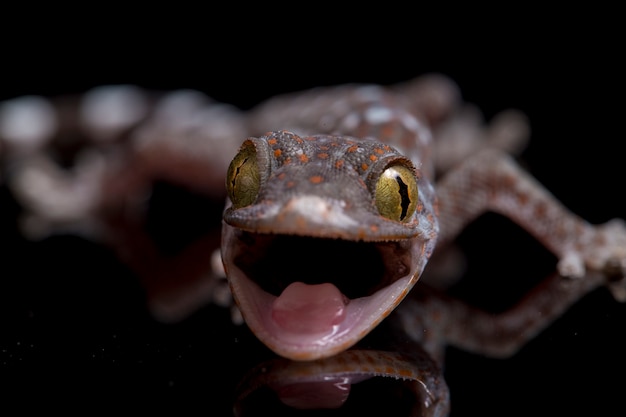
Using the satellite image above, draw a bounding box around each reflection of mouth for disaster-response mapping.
[270,375,370,410]
[233,349,450,416]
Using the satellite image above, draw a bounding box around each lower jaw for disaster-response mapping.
[231,272,415,361]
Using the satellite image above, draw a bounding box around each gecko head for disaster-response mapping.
[221,131,438,361]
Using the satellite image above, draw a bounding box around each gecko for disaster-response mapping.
[1,74,625,414]
[220,75,626,362]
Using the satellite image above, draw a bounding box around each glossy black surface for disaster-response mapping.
[2,19,625,416]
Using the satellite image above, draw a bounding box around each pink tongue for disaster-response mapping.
[271,282,348,333]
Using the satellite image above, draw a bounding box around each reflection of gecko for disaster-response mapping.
[2,75,625,381]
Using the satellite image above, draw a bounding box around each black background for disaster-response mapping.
[1,10,625,416]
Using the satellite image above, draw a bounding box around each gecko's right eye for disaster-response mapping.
[374,163,419,222]
[226,141,261,209]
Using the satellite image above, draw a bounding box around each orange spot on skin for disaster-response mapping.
[381,124,395,138]
[533,202,548,218]
[347,145,359,153]
[268,138,277,145]
[298,154,309,163]
[593,232,607,245]
[295,217,308,229]
[374,148,385,155]
[369,154,378,162]
[501,173,517,188]
[317,152,329,159]
[361,163,368,171]
[309,175,324,184]
[274,149,282,157]
[517,191,530,206]
[398,369,414,378]
[335,160,344,169]
[277,172,286,180]
[286,181,295,188]
[370,224,379,232]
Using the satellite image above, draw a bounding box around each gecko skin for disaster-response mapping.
[2,75,626,414]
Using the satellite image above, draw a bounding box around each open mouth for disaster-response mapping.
[234,233,410,300]
[222,225,421,361]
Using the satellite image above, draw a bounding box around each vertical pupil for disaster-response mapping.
[395,175,409,220]
[233,157,248,187]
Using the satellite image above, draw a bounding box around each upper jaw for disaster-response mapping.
[223,194,424,242]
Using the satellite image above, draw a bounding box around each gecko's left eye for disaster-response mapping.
[374,164,418,222]
[226,141,261,209]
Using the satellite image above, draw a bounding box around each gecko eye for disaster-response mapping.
[374,164,418,222]
[226,141,261,208]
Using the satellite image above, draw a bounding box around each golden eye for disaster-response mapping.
[374,164,418,222]
[226,141,261,208]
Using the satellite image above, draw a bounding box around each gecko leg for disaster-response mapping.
[435,149,626,294]
[400,271,606,358]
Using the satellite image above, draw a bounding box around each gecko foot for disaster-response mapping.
[557,219,626,302]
